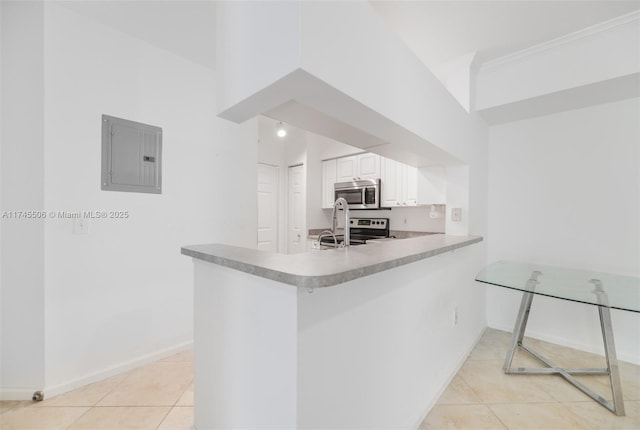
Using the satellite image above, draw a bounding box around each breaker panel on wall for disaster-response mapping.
[101,114,162,194]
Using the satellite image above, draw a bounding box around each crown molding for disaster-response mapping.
[479,9,640,72]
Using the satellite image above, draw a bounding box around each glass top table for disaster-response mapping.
[476,260,640,313]
[476,261,640,416]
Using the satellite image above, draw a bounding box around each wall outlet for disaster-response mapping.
[73,218,89,235]
[451,208,462,222]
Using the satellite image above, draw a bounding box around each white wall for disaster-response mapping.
[0,1,2,397]
[41,3,257,393]
[1,2,257,399]
[194,260,298,429]
[216,1,302,117]
[486,97,640,363]
[298,243,487,428]
[299,1,476,165]
[0,0,46,398]
[476,15,640,111]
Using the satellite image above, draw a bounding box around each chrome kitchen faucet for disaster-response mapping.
[332,197,350,247]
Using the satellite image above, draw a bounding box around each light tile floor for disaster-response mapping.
[0,350,194,430]
[1,329,638,429]
[420,328,640,430]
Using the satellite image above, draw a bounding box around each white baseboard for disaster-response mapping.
[412,324,488,429]
[0,341,193,401]
[0,388,40,401]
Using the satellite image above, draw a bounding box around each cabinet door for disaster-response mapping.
[380,157,402,207]
[336,156,358,182]
[403,165,418,206]
[356,153,380,180]
[321,159,337,209]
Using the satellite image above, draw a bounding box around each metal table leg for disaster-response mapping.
[592,279,625,416]
[503,271,539,372]
[503,273,626,416]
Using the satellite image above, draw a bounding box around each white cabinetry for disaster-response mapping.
[381,158,446,207]
[336,153,380,182]
[323,153,380,209]
[321,159,337,209]
[380,157,402,207]
[356,153,380,179]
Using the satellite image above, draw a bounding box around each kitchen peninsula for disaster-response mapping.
[182,234,483,429]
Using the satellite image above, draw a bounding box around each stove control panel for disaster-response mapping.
[349,218,388,229]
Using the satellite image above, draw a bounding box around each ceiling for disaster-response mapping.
[60,1,639,74]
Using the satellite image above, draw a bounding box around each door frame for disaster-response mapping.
[257,163,280,253]
[287,163,306,254]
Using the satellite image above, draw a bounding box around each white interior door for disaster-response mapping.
[257,164,279,252]
[287,164,306,254]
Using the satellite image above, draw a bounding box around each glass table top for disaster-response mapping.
[476,261,640,313]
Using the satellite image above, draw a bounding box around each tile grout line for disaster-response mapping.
[484,404,511,430]
[62,406,92,430]
[154,376,194,430]
[64,359,187,429]
[456,365,489,406]
[92,371,132,408]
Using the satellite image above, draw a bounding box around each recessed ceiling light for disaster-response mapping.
[276,122,287,138]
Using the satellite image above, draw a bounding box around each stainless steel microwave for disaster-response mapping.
[334,179,380,210]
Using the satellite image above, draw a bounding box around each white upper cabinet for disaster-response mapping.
[356,153,380,180]
[336,153,380,182]
[323,153,381,209]
[321,159,337,209]
[380,158,446,207]
[404,165,418,206]
[380,157,402,207]
[336,156,357,182]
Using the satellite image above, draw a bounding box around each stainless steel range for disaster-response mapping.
[319,217,389,248]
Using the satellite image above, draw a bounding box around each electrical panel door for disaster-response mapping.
[101,115,162,194]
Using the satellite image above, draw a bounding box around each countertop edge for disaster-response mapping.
[181,247,304,287]
[182,235,483,289]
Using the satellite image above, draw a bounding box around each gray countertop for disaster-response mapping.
[182,234,483,289]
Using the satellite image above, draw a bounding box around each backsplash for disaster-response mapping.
[357,206,445,232]
[312,205,445,233]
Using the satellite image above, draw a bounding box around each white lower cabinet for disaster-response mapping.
[381,158,445,207]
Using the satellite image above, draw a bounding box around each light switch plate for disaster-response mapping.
[451,208,462,222]
[73,218,89,235]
